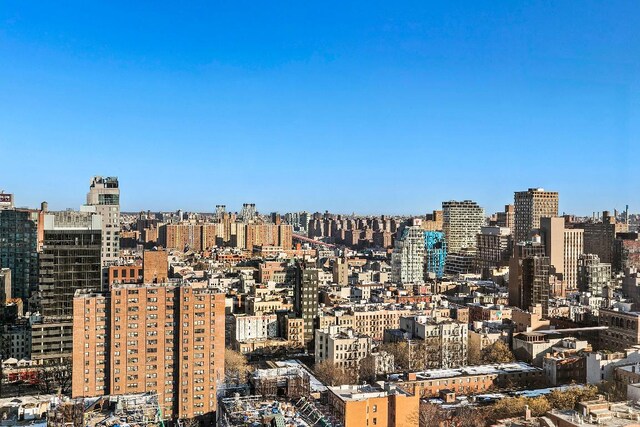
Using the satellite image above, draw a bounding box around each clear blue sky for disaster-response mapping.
[1,2,638,215]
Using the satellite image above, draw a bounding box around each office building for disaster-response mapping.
[86,176,120,265]
[390,219,425,284]
[514,188,559,243]
[442,200,485,253]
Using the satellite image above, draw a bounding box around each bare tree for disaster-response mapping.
[224,349,252,385]
[314,360,357,386]
[35,359,72,394]
[358,354,377,384]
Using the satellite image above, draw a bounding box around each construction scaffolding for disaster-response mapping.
[251,367,311,399]
[47,400,84,427]
[219,394,333,427]
[111,393,163,427]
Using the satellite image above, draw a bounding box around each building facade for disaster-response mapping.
[390,220,425,284]
[514,188,559,243]
[442,200,485,253]
[72,282,225,423]
[86,176,120,265]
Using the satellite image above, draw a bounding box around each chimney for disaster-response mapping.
[524,404,532,421]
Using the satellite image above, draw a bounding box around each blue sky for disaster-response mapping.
[1,2,638,215]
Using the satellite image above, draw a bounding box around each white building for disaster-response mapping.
[398,315,468,369]
[315,325,372,369]
[86,176,120,265]
[586,346,640,384]
[390,219,425,284]
[232,314,278,342]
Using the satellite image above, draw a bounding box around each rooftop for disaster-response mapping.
[399,362,541,381]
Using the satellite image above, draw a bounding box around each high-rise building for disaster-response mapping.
[539,217,584,291]
[39,211,102,318]
[391,219,425,284]
[240,203,257,222]
[578,254,612,296]
[581,211,628,265]
[333,256,349,286]
[72,282,225,423]
[509,240,550,316]
[0,192,14,210]
[86,176,120,265]
[294,263,320,346]
[475,226,512,273]
[514,188,559,243]
[424,231,447,278]
[0,208,39,302]
[32,211,102,363]
[422,210,443,231]
[442,200,485,253]
[496,204,515,230]
[614,232,640,272]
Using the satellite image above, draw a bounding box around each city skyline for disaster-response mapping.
[1,2,638,214]
[2,179,635,218]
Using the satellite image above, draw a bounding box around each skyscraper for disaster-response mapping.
[442,200,485,253]
[391,219,426,284]
[86,176,120,265]
[514,188,559,243]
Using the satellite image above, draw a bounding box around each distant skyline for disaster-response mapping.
[1,2,638,215]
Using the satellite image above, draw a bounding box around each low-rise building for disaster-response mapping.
[326,383,419,427]
[392,362,544,398]
[315,326,372,370]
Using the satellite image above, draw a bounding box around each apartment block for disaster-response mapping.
[315,325,372,369]
[319,308,415,341]
[294,264,320,345]
[86,176,120,264]
[580,211,627,265]
[476,226,512,273]
[72,282,225,424]
[578,254,612,297]
[393,362,543,398]
[442,200,485,253]
[390,220,425,284]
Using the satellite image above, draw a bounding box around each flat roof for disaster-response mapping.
[403,362,540,381]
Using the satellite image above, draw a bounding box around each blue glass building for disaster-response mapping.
[424,231,447,278]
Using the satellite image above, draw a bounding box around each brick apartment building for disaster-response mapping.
[72,282,225,424]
